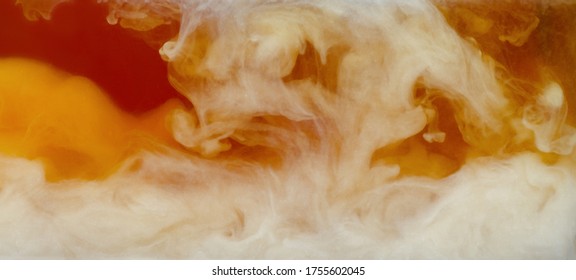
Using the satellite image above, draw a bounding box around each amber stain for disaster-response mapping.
[437,0,576,125]
[372,96,471,179]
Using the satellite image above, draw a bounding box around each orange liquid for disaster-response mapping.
[0,0,186,181]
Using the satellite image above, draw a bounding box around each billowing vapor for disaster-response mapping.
[1,0,575,258]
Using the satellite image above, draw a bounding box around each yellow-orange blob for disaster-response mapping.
[0,58,183,181]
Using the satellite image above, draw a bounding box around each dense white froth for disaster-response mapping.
[3,0,576,258]
[0,152,575,259]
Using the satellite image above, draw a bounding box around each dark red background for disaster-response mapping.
[0,0,182,114]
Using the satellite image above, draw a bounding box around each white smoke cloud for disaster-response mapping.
[1,0,575,259]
